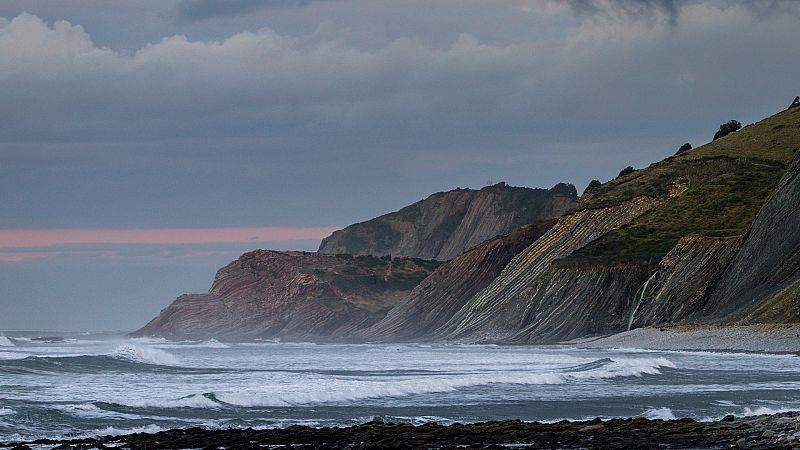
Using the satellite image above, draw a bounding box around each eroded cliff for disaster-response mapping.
[132,251,439,341]
[361,220,557,342]
[318,182,577,260]
[704,151,800,323]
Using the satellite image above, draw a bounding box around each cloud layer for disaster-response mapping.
[0,227,336,248]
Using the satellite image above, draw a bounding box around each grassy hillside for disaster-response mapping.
[563,105,800,265]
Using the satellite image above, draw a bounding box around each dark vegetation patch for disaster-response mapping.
[563,160,784,265]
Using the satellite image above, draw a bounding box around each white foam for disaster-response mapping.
[0,407,15,416]
[0,335,14,347]
[111,343,179,366]
[54,403,142,420]
[741,406,799,417]
[216,356,676,407]
[643,407,676,420]
[0,351,29,360]
[91,424,165,436]
[200,338,230,348]
[118,394,221,409]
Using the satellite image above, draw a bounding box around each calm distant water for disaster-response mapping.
[1,331,800,442]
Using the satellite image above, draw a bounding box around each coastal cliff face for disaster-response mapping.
[132,251,439,341]
[318,182,577,260]
[361,220,557,342]
[634,235,741,328]
[135,106,800,343]
[389,106,799,343]
[431,195,664,342]
[704,152,800,323]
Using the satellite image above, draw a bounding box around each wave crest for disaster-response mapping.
[110,344,179,366]
[0,335,14,347]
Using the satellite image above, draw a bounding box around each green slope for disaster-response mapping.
[563,105,800,265]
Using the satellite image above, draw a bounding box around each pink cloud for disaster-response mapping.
[0,227,337,249]
[0,251,61,262]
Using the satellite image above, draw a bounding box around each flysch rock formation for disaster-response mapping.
[431,194,667,342]
[135,104,799,343]
[704,151,800,323]
[360,220,558,342]
[132,251,439,341]
[318,182,577,260]
[388,105,799,343]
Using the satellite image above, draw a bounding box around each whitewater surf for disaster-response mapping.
[1,331,800,442]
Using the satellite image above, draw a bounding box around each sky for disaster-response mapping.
[1,0,799,331]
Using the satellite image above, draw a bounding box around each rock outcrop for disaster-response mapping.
[318,182,577,260]
[703,151,800,322]
[361,220,557,342]
[135,105,800,343]
[631,235,741,328]
[132,251,439,341]
[434,195,664,342]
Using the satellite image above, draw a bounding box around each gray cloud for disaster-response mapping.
[564,0,800,27]
[174,0,339,21]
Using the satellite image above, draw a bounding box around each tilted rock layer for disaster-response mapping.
[318,182,577,260]
[136,105,800,343]
[361,220,557,342]
[132,251,439,341]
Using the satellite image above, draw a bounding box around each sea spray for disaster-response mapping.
[0,334,14,347]
[628,272,657,331]
[111,343,179,366]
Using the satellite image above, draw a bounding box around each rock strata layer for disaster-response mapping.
[362,220,557,342]
[318,182,577,260]
[132,251,439,341]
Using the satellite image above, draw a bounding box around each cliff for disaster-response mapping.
[361,220,557,342]
[135,104,800,343]
[389,105,800,343]
[132,251,439,341]
[318,182,578,260]
[703,151,800,323]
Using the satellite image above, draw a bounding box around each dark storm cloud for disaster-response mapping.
[174,0,340,21]
[567,0,683,26]
[565,0,800,26]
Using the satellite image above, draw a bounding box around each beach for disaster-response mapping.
[570,324,800,354]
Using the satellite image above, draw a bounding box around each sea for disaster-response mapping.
[1,331,800,443]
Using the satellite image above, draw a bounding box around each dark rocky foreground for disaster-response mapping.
[5,413,800,450]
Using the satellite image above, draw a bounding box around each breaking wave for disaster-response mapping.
[0,335,14,347]
[110,357,676,409]
[741,406,799,417]
[0,344,183,374]
[643,407,676,420]
[110,344,179,365]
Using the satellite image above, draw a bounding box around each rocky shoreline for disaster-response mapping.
[569,324,800,354]
[4,413,800,449]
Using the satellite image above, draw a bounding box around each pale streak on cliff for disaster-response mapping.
[434,195,664,341]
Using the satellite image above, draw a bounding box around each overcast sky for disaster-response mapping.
[1,0,799,331]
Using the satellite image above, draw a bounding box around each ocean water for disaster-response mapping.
[1,331,800,442]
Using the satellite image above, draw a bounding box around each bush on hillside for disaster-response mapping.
[583,179,602,195]
[617,166,635,178]
[713,120,742,141]
[675,143,692,155]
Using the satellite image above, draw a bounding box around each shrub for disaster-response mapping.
[676,143,692,155]
[713,120,742,141]
[617,166,635,178]
[583,179,602,195]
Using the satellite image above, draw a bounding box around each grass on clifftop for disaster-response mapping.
[562,106,800,266]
